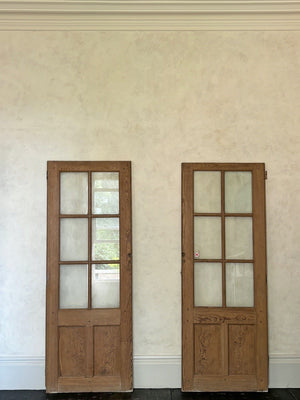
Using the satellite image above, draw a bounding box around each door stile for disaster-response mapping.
[253,165,268,390]
[119,162,133,391]
[46,161,60,392]
[88,171,92,310]
[182,164,194,391]
[221,171,226,309]
[220,171,229,376]
[86,171,93,378]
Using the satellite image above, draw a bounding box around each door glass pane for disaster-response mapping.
[194,217,222,259]
[194,171,221,213]
[225,217,253,259]
[92,264,120,308]
[92,172,119,215]
[226,263,254,307]
[60,264,88,309]
[225,171,252,213]
[194,263,222,306]
[60,218,88,261]
[92,218,119,261]
[60,172,88,214]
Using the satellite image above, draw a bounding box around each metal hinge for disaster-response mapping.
[264,171,268,180]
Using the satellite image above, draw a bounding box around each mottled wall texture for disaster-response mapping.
[0,31,299,358]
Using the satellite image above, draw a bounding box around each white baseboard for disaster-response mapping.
[134,356,181,388]
[0,354,299,390]
[0,356,45,390]
[269,354,300,388]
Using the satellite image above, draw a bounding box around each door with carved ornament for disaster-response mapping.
[182,163,268,391]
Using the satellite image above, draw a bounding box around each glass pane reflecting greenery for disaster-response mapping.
[93,172,119,189]
[92,172,119,214]
[92,218,120,260]
[93,263,120,270]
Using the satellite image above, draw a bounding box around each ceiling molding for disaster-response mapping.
[0,1,300,31]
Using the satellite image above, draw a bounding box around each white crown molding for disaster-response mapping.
[0,1,300,31]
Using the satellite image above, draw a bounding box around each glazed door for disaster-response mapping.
[182,163,268,391]
[46,161,132,393]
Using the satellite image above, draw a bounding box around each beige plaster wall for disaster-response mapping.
[0,31,299,358]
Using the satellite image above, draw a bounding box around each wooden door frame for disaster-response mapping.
[181,163,268,391]
[46,161,132,393]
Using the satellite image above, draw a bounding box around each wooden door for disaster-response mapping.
[182,163,268,391]
[46,161,132,393]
